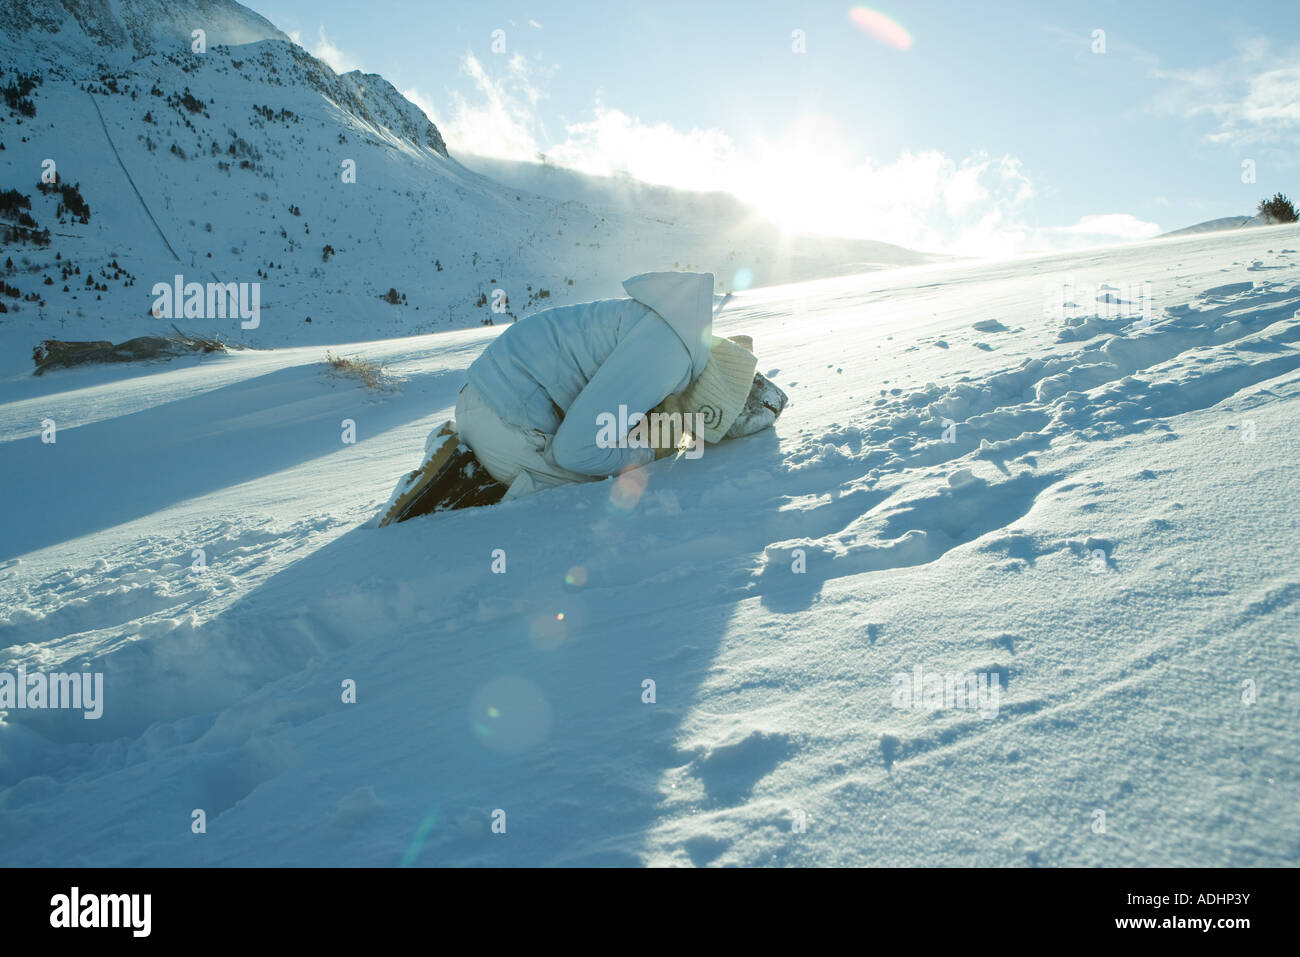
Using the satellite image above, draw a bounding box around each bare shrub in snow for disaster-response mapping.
[325,351,388,390]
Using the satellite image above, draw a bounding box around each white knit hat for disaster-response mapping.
[657,335,758,443]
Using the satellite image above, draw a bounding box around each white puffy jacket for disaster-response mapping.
[466,271,715,476]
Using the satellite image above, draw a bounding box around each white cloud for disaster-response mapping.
[1151,40,1300,145]
[421,52,1154,255]
[288,26,361,75]
[428,52,547,161]
[538,110,1043,255]
[402,86,437,123]
[1050,214,1162,242]
[1236,65,1300,127]
[544,106,740,190]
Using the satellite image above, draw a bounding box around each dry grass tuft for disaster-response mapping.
[324,350,388,390]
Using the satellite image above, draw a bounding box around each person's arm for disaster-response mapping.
[550,314,691,476]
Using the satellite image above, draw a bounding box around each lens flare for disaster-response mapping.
[399,807,441,867]
[848,7,913,51]
[610,467,648,510]
[732,267,754,291]
[527,608,568,649]
[468,676,551,753]
[565,565,588,586]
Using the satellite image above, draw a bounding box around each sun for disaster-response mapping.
[743,143,863,239]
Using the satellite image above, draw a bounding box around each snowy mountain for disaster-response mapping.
[0,0,934,372]
[1159,215,1267,239]
[1,0,291,58]
[1,221,1297,866]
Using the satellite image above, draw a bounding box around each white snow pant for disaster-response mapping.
[453,382,595,500]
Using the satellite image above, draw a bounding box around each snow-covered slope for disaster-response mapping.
[2,224,1297,866]
[0,0,934,375]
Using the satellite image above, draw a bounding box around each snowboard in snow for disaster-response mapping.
[377,421,508,526]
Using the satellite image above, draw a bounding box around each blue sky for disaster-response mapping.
[253,0,1300,254]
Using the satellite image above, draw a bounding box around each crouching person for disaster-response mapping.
[379,271,786,524]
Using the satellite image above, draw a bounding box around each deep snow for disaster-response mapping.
[2,224,1298,866]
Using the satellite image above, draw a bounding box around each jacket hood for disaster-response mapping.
[622,271,715,378]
